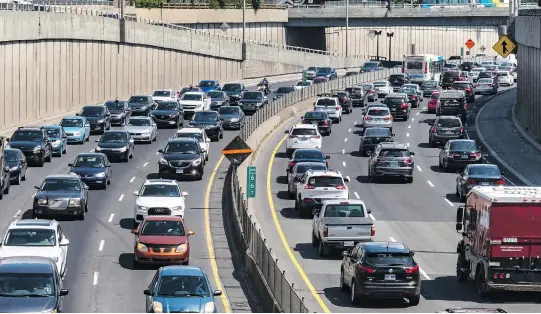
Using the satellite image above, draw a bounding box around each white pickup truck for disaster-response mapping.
[311,199,375,257]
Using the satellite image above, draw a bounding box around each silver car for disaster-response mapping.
[287,162,327,198]
[123,117,158,144]
[362,106,393,132]
[474,78,498,95]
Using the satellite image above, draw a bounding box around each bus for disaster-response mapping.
[419,0,505,7]
[403,54,444,82]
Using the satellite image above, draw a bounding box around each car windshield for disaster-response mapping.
[361,84,373,90]
[398,88,415,94]
[105,101,125,110]
[308,176,344,187]
[199,81,215,87]
[218,107,239,115]
[385,98,405,105]
[100,132,127,143]
[478,79,493,84]
[324,204,364,217]
[468,166,501,176]
[156,103,178,110]
[453,83,471,89]
[141,220,185,236]
[317,68,331,74]
[304,112,327,119]
[291,128,317,136]
[44,128,60,138]
[140,184,180,197]
[129,96,149,103]
[479,72,491,78]
[61,119,83,128]
[405,60,423,70]
[295,164,327,174]
[365,252,414,267]
[316,99,335,107]
[153,90,171,97]
[294,151,324,160]
[4,150,19,162]
[242,92,262,100]
[193,112,218,122]
[363,62,378,69]
[41,179,81,191]
[207,91,225,99]
[73,156,105,168]
[365,128,390,137]
[80,107,105,117]
[175,133,203,142]
[378,149,411,157]
[4,229,56,247]
[181,94,202,101]
[436,119,461,128]
[374,82,387,87]
[0,273,55,297]
[157,275,209,297]
[165,142,199,154]
[422,82,437,88]
[367,109,389,116]
[11,131,42,142]
[276,87,294,93]
[222,84,241,92]
[128,119,151,126]
[496,71,508,76]
[450,141,477,151]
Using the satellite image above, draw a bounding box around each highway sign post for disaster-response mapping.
[493,35,516,58]
[465,39,475,50]
[302,71,307,84]
[247,166,256,198]
[222,136,253,166]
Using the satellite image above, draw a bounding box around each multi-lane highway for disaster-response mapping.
[251,83,540,312]
[0,76,302,312]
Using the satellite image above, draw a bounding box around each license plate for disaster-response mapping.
[176,168,185,174]
[391,108,396,111]
[480,182,489,186]
[343,241,354,247]
[390,161,398,167]
[461,154,468,159]
[384,274,396,281]
[299,137,308,141]
[444,131,453,134]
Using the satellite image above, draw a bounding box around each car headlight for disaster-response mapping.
[68,172,78,176]
[136,242,148,252]
[175,244,187,253]
[192,159,202,166]
[95,172,106,178]
[204,302,215,313]
[117,146,127,152]
[51,257,59,263]
[37,199,48,205]
[4,145,10,149]
[97,119,105,124]
[52,140,61,147]
[68,199,81,206]
[138,206,148,211]
[171,206,183,212]
[9,166,18,171]
[33,146,42,152]
[159,158,168,165]
[143,131,151,135]
[95,146,102,151]
[230,118,239,122]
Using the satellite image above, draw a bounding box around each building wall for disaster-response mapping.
[180,23,287,46]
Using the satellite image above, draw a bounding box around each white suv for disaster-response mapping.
[285,124,322,157]
[294,169,350,218]
[152,89,178,102]
[0,219,69,278]
[133,179,188,223]
[179,92,211,118]
[314,94,342,123]
[175,127,211,162]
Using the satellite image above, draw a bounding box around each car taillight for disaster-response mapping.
[304,184,316,189]
[489,84,494,87]
[400,103,408,109]
[494,179,505,185]
[371,226,376,236]
[431,127,437,133]
[335,185,346,190]
[411,95,417,99]
[323,226,328,237]
[405,265,419,274]
[377,159,386,164]
[403,157,413,164]
[336,106,341,110]
[312,135,321,139]
[467,178,477,185]
[289,161,296,167]
[322,121,329,126]
[384,116,392,121]
[364,116,372,120]
[358,265,376,274]
[465,88,472,92]
[470,152,481,158]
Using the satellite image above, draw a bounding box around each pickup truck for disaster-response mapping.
[311,199,375,257]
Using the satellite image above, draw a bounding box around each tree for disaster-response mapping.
[135,0,163,9]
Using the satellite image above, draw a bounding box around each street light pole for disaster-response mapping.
[386,32,394,62]
[242,0,246,61]
[345,0,349,57]
[374,30,382,60]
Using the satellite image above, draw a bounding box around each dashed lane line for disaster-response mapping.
[130,176,136,183]
[354,192,360,199]
[345,175,351,182]
[342,161,347,167]
[445,198,454,206]
[93,272,99,285]
[416,165,422,172]
[408,125,411,129]
[348,128,352,132]
[118,194,124,202]
[411,118,415,121]
[344,138,348,142]
[98,240,105,251]
[13,210,21,218]
[406,133,410,137]
[416,112,420,116]
[143,162,149,167]
[107,213,115,223]
[427,181,434,188]
[342,149,345,154]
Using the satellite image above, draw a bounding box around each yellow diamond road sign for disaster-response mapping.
[492,35,516,58]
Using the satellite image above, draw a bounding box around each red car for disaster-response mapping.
[427,91,440,113]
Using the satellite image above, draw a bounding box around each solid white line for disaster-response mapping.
[346,175,351,182]
[369,213,376,221]
[93,272,99,285]
[419,267,431,280]
[445,198,454,206]
[89,149,94,152]
[411,118,415,121]
[344,138,348,142]
[130,177,136,183]
[408,125,411,129]
[107,213,115,223]
[13,210,21,218]
[416,165,422,172]
[354,192,360,199]
[389,237,397,242]
[143,162,149,167]
[342,161,346,167]
[98,240,105,251]
[427,181,434,187]
[406,143,410,147]
[406,133,410,137]
[348,128,352,133]
[342,149,345,154]
[118,194,124,202]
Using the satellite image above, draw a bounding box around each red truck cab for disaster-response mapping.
[455,186,541,298]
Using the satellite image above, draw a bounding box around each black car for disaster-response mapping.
[428,116,464,147]
[151,101,184,128]
[188,111,224,141]
[437,91,467,121]
[459,61,476,72]
[0,256,69,312]
[287,149,329,174]
[158,138,205,180]
[473,71,495,83]
[359,127,394,156]
[368,142,414,183]
[95,130,135,162]
[301,111,332,135]
[398,87,420,108]
[273,86,295,101]
[451,81,475,102]
[456,164,505,201]
[421,80,439,97]
[344,86,365,107]
[330,90,353,114]
[441,71,462,89]
[78,105,111,134]
[4,148,27,185]
[104,100,131,126]
[128,95,156,116]
[239,91,266,113]
[359,83,377,102]
[208,91,230,110]
[0,159,10,199]
[7,127,52,166]
[221,83,245,105]
[218,106,245,130]
[33,174,89,219]
[383,93,409,120]
[439,139,482,172]
[389,73,410,91]
[340,241,421,306]
[68,153,112,189]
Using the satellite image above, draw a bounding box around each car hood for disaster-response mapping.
[82,116,105,122]
[153,296,211,313]
[109,110,125,115]
[0,246,61,260]
[124,126,153,133]
[97,142,128,149]
[0,296,57,313]
[164,153,201,161]
[136,196,185,208]
[70,166,107,175]
[129,103,149,108]
[240,99,262,103]
[221,114,241,120]
[36,190,81,199]
[7,141,41,150]
[137,235,187,245]
[152,96,174,102]
[152,110,178,116]
[62,126,85,133]
[5,160,20,168]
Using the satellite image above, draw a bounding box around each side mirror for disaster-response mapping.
[284,130,289,134]
[410,251,415,256]
[188,230,195,236]
[456,222,463,232]
[133,191,139,196]
[410,152,415,156]
[428,121,434,126]
[143,289,152,296]
[181,192,189,197]
[158,149,164,153]
[59,289,69,296]
[341,251,350,257]
[325,156,330,159]
[84,184,89,190]
[131,229,138,235]
[285,169,290,173]
[456,206,464,223]
[60,238,70,246]
[75,113,80,116]
[344,177,350,182]
[367,209,372,214]
[213,290,222,296]
[312,209,319,216]
[34,186,40,190]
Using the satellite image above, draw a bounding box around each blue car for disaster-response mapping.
[287,149,329,173]
[68,153,112,189]
[144,266,222,313]
[60,116,90,144]
[43,125,68,156]
[198,80,220,93]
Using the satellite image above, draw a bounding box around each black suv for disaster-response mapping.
[438,139,482,172]
[104,100,132,126]
[428,116,465,147]
[331,90,353,114]
[301,111,332,135]
[383,93,409,121]
[359,127,394,156]
[78,105,112,134]
[451,81,475,102]
[128,95,156,116]
[344,86,365,107]
[389,73,410,91]
[441,71,463,89]
[474,71,495,83]
[7,127,52,166]
[340,241,421,306]
[437,90,467,122]
[368,142,415,183]
[151,101,184,128]
[158,138,205,180]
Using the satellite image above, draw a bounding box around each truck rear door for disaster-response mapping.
[323,217,373,245]
[490,237,541,284]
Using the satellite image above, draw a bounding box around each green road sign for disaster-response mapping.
[247,166,256,198]
[460,47,464,57]
[302,71,307,84]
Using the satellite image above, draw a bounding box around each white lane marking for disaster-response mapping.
[107,213,115,223]
[420,267,432,280]
[346,175,351,182]
[408,125,411,129]
[13,210,21,218]
[344,138,348,142]
[89,149,94,152]
[143,162,149,167]
[406,133,410,137]
[93,272,99,285]
[406,143,410,147]
[416,165,422,172]
[342,149,345,154]
[31,192,36,198]
[98,240,105,251]
[130,177,136,183]
[416,112,420,116]
[423,107,427,110]
[354,121,358,124]
[348,128,352,133]
[342,161,347,167]
[156,152,159,155]
[369,213,376,221]
[445,198,454,206]
[411,118,415,121]
[504,176,516,186]
[389,237,397,242]
[427,181,434,188]
[118,194,124,202]
[354,192,360,199]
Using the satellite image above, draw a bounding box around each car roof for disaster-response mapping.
[183,92,204,95]
[62,116,84,120]
[322,199,365,206]
[199,79,217,83]
[0,256,55,274]
[45,174,82,180]
[143,179,179,186]
[74,153,107,158]
[9,219,57,229]
[169,137,198,143]
[176,127,204,134]
[292,124,318,129]
[365,127,391,133]
[43,125,62,129]
[15,127,42,132]
[143,215,183,222]
[362,241,410,253]
[378,142,408,149]
[448,139,475,144]
[161,265,205,277]
[306,169,342,177]
[367,106,389,111]
[468,163,498,169]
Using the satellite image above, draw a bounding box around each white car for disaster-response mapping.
[179,92,211,118]
[133,179,188,223]
[0,219,69,278]
[480,61,496,67]
[175,127,210,162]
[373,81,393,98]
[294,80,312,90]
[314,95,342,123]
[152,89,178,102]
[362,106,393,132]
[496,70,514,86]
[285,124,322,157]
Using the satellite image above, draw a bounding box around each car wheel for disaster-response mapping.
[456,256,468,283]
[45,150,52,162]
[102,181,107,190]
[123,152,130,162]
[12,172,21,185]
[130,148,134,159]
[318,239,328,257]
[63,144,67,154]
[442,160,448,172]
[476,267,488,298]
[312,232,318,247]
[39,155,45,167]
[85,203,88,212]
[86,134,90,142]
[340,269,348,292]
[4,181,9,195]
[181,259,189,265]
[350,281,362,306]
[406,177,413,183]
[409,295,420,306]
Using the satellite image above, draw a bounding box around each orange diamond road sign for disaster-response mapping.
[465,39,475,50]
[222,136,253,165]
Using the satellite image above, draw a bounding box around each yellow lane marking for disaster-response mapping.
[266,134,331,313]
[204,154,231,312]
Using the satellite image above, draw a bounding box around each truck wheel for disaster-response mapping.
[312,232,318,247]
[409,294,420,306]
[318,239,328,257]
[340,269,348,292]
[476,267,488,298]
[456,256,468,283]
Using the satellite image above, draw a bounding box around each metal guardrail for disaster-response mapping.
[226,68,398,313]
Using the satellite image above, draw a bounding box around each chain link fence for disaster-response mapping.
[225,68,398,313]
